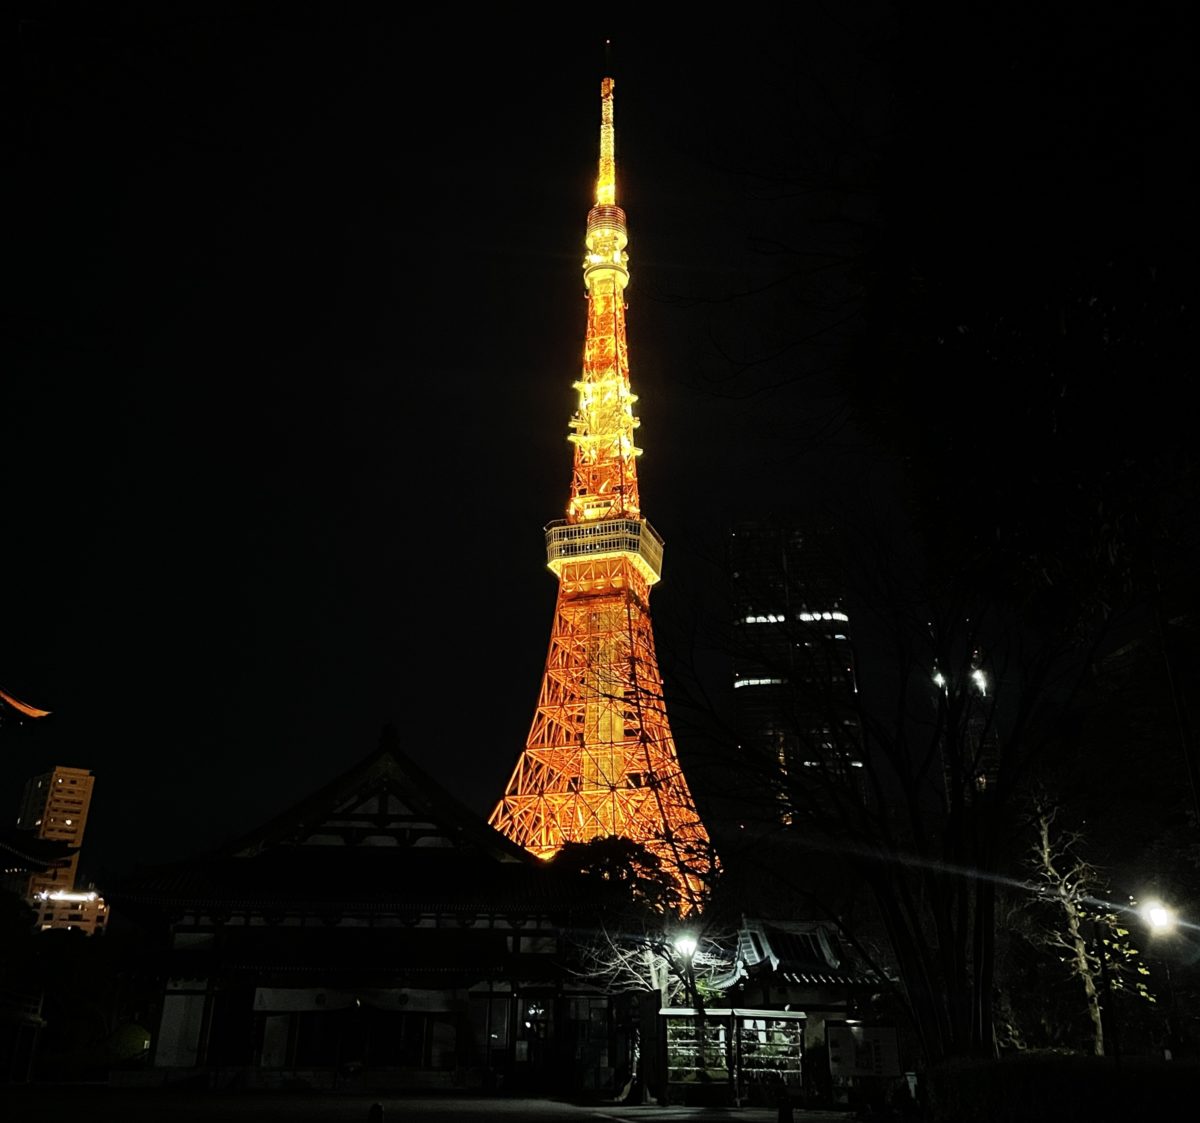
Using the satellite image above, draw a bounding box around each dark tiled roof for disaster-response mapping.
[0,826,74,872]
[108,728,617,919]
[739,917,879,987]
[113,844,601,913]
[776,968,869,985]
[220,725,533,865]
[162,938,567,982]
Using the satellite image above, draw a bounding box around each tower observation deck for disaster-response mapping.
[488,77,712,906]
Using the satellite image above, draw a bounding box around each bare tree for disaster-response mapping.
[1020,794,1156,1057]
[548,836,734,1102]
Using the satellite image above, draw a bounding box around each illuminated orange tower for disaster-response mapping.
[489,77,712,903]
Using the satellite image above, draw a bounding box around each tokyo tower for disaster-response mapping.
[489,76,712,903]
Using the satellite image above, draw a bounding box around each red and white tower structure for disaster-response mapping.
[489,77,712,904]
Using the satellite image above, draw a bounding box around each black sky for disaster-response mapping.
[6,4,1188,882]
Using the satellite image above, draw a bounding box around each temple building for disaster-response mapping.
[111,728,635,1094]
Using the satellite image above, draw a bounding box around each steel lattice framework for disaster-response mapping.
[489,77,712,905]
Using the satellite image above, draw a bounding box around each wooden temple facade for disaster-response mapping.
[112,728,632,1094]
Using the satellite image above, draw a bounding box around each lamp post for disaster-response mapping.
[674,932,699,1005]
[650,931,700,1107]
[1139,898,1181,1059]
[672,932,708,1095]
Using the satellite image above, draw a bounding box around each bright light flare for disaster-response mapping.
[673,933,698,959]
[1141,900,1177,933]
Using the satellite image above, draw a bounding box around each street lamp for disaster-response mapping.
[672,932,700,1012]
[1139,897,1181,1059]
[1140,900,1177,934]
[673,933,698,960]
[671,931,707,1093]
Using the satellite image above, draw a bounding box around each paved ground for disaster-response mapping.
[0,1088,853,1123]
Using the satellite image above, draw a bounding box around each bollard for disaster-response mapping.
[777,1088,794,1123]
[367,1103,384,1123]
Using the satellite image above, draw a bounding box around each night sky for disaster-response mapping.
[6,6,1187,883]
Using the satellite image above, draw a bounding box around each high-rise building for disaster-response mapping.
[16,765,107,934]
[489,77,711,904]
[29,887,109,936]
[728,519,862,825]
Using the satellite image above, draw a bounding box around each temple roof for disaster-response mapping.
[721,917,880,989]
[112,726,606,916]
[115,845,591,914]
[0,826,74,874]
[220,724,532,863]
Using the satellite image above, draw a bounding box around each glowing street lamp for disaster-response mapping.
[672,932,699,1008]
[1140,900,1177,934]
[670,931,707,1088]
[1138,897,1182,1059]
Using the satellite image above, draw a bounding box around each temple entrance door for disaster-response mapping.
[511,995,553,1089]
[260,1014,289,1068]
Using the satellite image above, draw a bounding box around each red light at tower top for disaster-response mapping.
[488,76,714,909]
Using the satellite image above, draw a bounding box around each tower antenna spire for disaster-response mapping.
[596,71,617,209]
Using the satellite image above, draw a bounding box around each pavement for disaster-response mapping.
[0,1088,856,1123]
[599,1105,848,1123]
